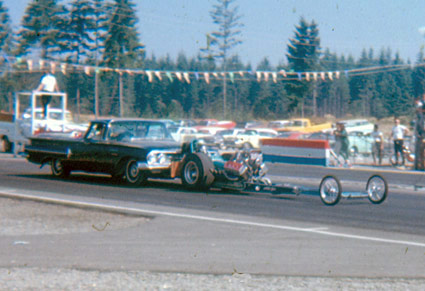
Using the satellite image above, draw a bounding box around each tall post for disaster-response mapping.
[223,73,227,119]
[95,69,99,118]
[119,72,124,117]
[313,83,317,117]
[222,60,227,119]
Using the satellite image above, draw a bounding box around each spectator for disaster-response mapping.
[391,118,409,166]
[370,124,384,166]
[34,70,60,118]
[334,122,350,167]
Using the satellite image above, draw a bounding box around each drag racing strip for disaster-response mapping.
[1,187,425,248]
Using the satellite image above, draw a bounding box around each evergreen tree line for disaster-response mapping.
[0,0,424,122]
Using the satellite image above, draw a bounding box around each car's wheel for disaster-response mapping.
[181,153,214,190]
[366,174,388,204]
[51,158,70,178]
[124,159,146,186]
[319,175,342,206]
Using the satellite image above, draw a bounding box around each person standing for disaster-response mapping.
[34,70,60,118]
[334,122,350,167]
[370,124,384,166]
[391,118,409,166]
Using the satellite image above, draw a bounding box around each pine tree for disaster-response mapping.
[60,0,96,63]
[205,0,243,118]
[0,1,15,112]
[413,47,425,99]
[102,0,144,116]
[286,17,321,116]
[16,0,65,59]
[0,0,13,55]
[103,0,144,68]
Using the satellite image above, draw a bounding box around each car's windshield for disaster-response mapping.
[107,121,173,141]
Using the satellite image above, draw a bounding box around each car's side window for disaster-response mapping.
[86,124,105,140]
[146,124,166,140]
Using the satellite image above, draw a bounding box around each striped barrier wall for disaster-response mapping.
[261,138,330,166]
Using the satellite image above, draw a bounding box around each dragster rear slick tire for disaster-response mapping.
[319,175,342,206]
[181,153,215,191]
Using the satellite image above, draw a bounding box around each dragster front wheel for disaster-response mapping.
[319,175,342,206]
[366,174,388,204]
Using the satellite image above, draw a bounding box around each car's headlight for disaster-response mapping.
[147,152,157,164]
[147,150,172,166]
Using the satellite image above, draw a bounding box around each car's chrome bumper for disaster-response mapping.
[137,162,171,171]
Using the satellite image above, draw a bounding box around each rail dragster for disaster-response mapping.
[25,118,388,206]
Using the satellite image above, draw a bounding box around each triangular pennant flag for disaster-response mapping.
[263,72,269,82]
[279,70,287,77]
[305,72,310,82]
[320,72,326,80]
[27,60,33,71]
[229,72,234,83]
[175,72,182,81]
[272,72,277,83]
[166,72,173,82]
[84,66,91,76]
[256,71,262,82]
[344,70,349,78]
[154,71,162,81]
[238,71,244,77]
[194,72,199,80]
[146,70,153,83]
[297,72,302,80]
[204,72,210,84]
[39,60,44,70]
[61,63,67,75]
[212,72,218,78]
[328,72,333,81]
[183,72,190,84]
[335,71,340,79]
[313,72,318,81]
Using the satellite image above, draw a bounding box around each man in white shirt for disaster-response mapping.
[35,70,60,118]
[391,118,409,166]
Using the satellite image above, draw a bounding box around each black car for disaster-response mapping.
[25,119,181,185]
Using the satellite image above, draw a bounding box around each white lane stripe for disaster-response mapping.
[1,189,425,248]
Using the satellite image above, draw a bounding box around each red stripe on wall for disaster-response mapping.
[262,138,330,149]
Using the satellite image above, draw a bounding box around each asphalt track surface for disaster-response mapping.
[1,153,425,289]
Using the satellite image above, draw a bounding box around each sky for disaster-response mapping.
[4,0,425,67]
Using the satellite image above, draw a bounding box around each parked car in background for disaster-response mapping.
[170,127,198,143]
[277,131,304,139]
[268,120,291,131]
[244,120,266,129]
[234,128,278,149]
[276,118,332,133]
[220,128,248,148]
[303,131,335,148]
[348,131,374,156]
[339,119,374,134]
